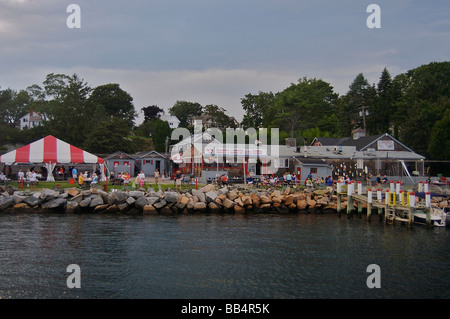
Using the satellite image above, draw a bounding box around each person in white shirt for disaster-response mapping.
[30,170,37,190]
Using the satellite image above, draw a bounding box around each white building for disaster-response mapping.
[18,111,43,130]
[160,114,180,129]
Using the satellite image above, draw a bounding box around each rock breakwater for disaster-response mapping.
[0,184,349,215]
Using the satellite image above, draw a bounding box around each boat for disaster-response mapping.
[414,208,447,227]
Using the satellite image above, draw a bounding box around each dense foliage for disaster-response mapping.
[0,61,448,161]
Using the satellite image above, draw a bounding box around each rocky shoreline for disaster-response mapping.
[1,184,448,215]
[0,184,346,215]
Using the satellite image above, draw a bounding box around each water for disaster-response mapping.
[0,212,449,299]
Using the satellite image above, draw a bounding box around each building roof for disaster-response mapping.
[134,150,166,159]
[104,151,136,160]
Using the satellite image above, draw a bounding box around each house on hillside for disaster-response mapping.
[160,114,180,129]
[18,111,43,130]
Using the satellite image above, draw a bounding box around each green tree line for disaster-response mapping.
[0,61,448,160]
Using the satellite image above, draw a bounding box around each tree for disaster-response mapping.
[240,91,275,129]
[142,105,163,122]
[85,118,138,154]
[428,108,450,160]
[168,100,202,128]
[88,83,136,128]
[369,67,394,134]
[44,73,92,146]
[337,73,376,135]
[203,104,237,129]
[392,61,450,158]
[267,77,338,138]
[152,119,171,152]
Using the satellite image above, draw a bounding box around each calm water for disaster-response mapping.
[0,212,449,299]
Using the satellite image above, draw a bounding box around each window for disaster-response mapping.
[310,167,318,174]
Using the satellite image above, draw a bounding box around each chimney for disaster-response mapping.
[352,127,366,140]
[285,138,297,147]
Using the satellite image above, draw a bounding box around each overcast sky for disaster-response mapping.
[1,0,449,124]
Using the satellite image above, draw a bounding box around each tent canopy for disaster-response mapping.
[0,135,105,181]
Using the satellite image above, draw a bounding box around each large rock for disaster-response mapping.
[0,196,14,210]
[24,196,43,207]
[297,199,307,210]
[193,202,207,212]
[200,184,215,193]
[90,196,104,207]
[41,197,67,209]
[146,197,160,206]
[79,197,92,208]
[112,191,128,204]
[66,188,80,197]
[192,189,206,202]
[128,191,145,199]
[222,198,235,209]
[142,204,157,215]
[135,196,149,210]
[205,191,217,203]
[227,190,239,201]
[153,199,167,209]
[164,192,179,203]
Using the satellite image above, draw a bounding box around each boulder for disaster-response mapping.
[23,196,43,207]
[234,205,245,214]
[153,199,167,209]
[193,202,207,212]
[222,198,235,209]
[260,195,272,204]
[297,199,307,210]
[128,191,145,199]
[282,195,293,205]
[200,184,215,193]
[79,198,92,208]
[0,196,14,210]
[192,189,206,202]
[142,204,157,215]
[227,190,239,201]
[205,191,217,203]
[93,204,110,213]
[146,197,160,206]
[164,192,179,203]
[66,188,80,197]
[104,204,119,214]
[126,196,136,206]
[41,197,67,209]
[90,196,104,207]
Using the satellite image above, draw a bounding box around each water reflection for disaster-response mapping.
[0,212,448,299]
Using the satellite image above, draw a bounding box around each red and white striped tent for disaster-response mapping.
[0,135,105,181]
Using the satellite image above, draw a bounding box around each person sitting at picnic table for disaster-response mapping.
[78,172,85,186]
[247,175,254,186]
[306,177,314,188]
[382,175,388,184]
[90,173,98,186]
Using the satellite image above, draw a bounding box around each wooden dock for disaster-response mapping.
[335,182,437,227]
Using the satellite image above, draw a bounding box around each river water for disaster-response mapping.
[0,212,449,299]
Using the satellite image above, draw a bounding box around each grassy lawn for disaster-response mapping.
[5,179,205,192]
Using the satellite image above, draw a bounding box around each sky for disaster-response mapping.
[1,0,449,125]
